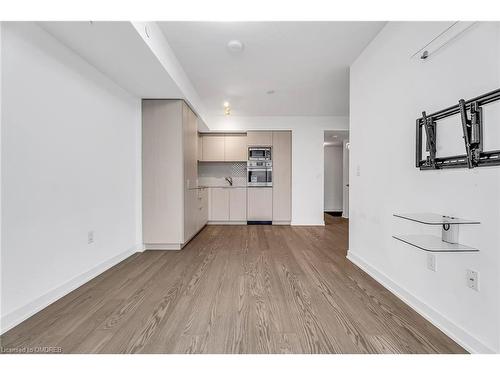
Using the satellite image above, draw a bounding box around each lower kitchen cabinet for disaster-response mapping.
[209,187,247,223]
[184,189,194,241]
[247,187,273,221]
[209,187,230,221]
[229,188,247,221]
[195,187,208,232]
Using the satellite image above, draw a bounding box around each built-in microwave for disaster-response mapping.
[248,147,271,161]
[247,161,272,187]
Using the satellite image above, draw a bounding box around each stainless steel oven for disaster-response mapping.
[248,147,272,161]
[247,161,272,187]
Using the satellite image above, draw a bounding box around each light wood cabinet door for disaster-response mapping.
[209,188,230,221]
[197,188,208,230]
[202,135,225,161]
[272,131,292,223]
[142,100,184,245]
[247,187,273,221]
[247,131,273,146]
[183,103,198,189]
[184,188,198,241]
[229,188,247,221]
[197,134,203,161]
[224,134,247,161]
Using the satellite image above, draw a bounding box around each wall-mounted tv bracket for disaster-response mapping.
[416,88,500,170]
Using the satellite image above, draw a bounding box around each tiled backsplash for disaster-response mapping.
[198,162,247,187]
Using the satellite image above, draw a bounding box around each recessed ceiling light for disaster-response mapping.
[223,101,231,116]
[227,40,244,53]
[266,90,275,95]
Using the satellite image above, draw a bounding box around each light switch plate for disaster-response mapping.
[426,253,437,272]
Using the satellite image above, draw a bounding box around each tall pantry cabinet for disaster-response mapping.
[272,131,292,224]
[142,100,207,250]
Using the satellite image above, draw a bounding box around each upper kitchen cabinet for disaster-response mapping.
[202,134,225,161]
[247,131,273,146]
[199,133,247,162]
[272,131,292,224]
[224,134,247,161]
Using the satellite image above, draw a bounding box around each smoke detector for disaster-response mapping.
[227,40,244,53]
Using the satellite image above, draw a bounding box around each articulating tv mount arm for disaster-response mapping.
[416,88,500,170]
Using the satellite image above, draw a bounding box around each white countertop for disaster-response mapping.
[200,185,247,189]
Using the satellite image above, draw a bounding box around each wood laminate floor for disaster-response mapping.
[0,216,466,354]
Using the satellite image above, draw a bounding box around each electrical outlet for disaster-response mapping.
[467,269,479,291]
[426,253,437,272]
[87,230,94,244]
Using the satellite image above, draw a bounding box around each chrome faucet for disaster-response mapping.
[225,176,233,186]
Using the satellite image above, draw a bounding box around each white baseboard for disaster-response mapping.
[0,244,140,335]
[346,250,496,354]
[291,221,325,226]
[144,243,181,250]
[272,221,291,225]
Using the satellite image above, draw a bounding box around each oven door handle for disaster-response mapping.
[247,168,269,172]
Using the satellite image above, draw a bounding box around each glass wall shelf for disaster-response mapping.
[393,213,479,253]
[393,213,480,225]
[393,234,479,253]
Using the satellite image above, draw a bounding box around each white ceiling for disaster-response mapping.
[159,22,385,117]
[39,21,183,99]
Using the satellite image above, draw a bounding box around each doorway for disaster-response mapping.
[324,130,349,219]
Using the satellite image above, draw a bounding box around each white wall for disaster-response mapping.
[207,115,349,225]
[324,145,343,211]
[349,22,500,353]
[1,22,142,332]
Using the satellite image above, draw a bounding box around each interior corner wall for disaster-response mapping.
[349,22,500,353]
[206,115,349,225]
[324,145,343,212]
[1,22,142,333]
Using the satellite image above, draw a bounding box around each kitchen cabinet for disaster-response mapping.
[197,134,203,161]
[224,134,247,161]
[199,133,247,162]
[197,187,208,231]
[272,131,292,224]
[142,99,201,250]
[247,187,273,221]
[208,187,247,222]
[229,188,247,221]
[183,103,198,190]
[209,187,230,221]
[202,135,225,161]
[247,131,273,146]
[184,188,198,241]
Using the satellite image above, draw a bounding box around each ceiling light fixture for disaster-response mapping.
[223,101,231,116]
[227,40,244,53]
